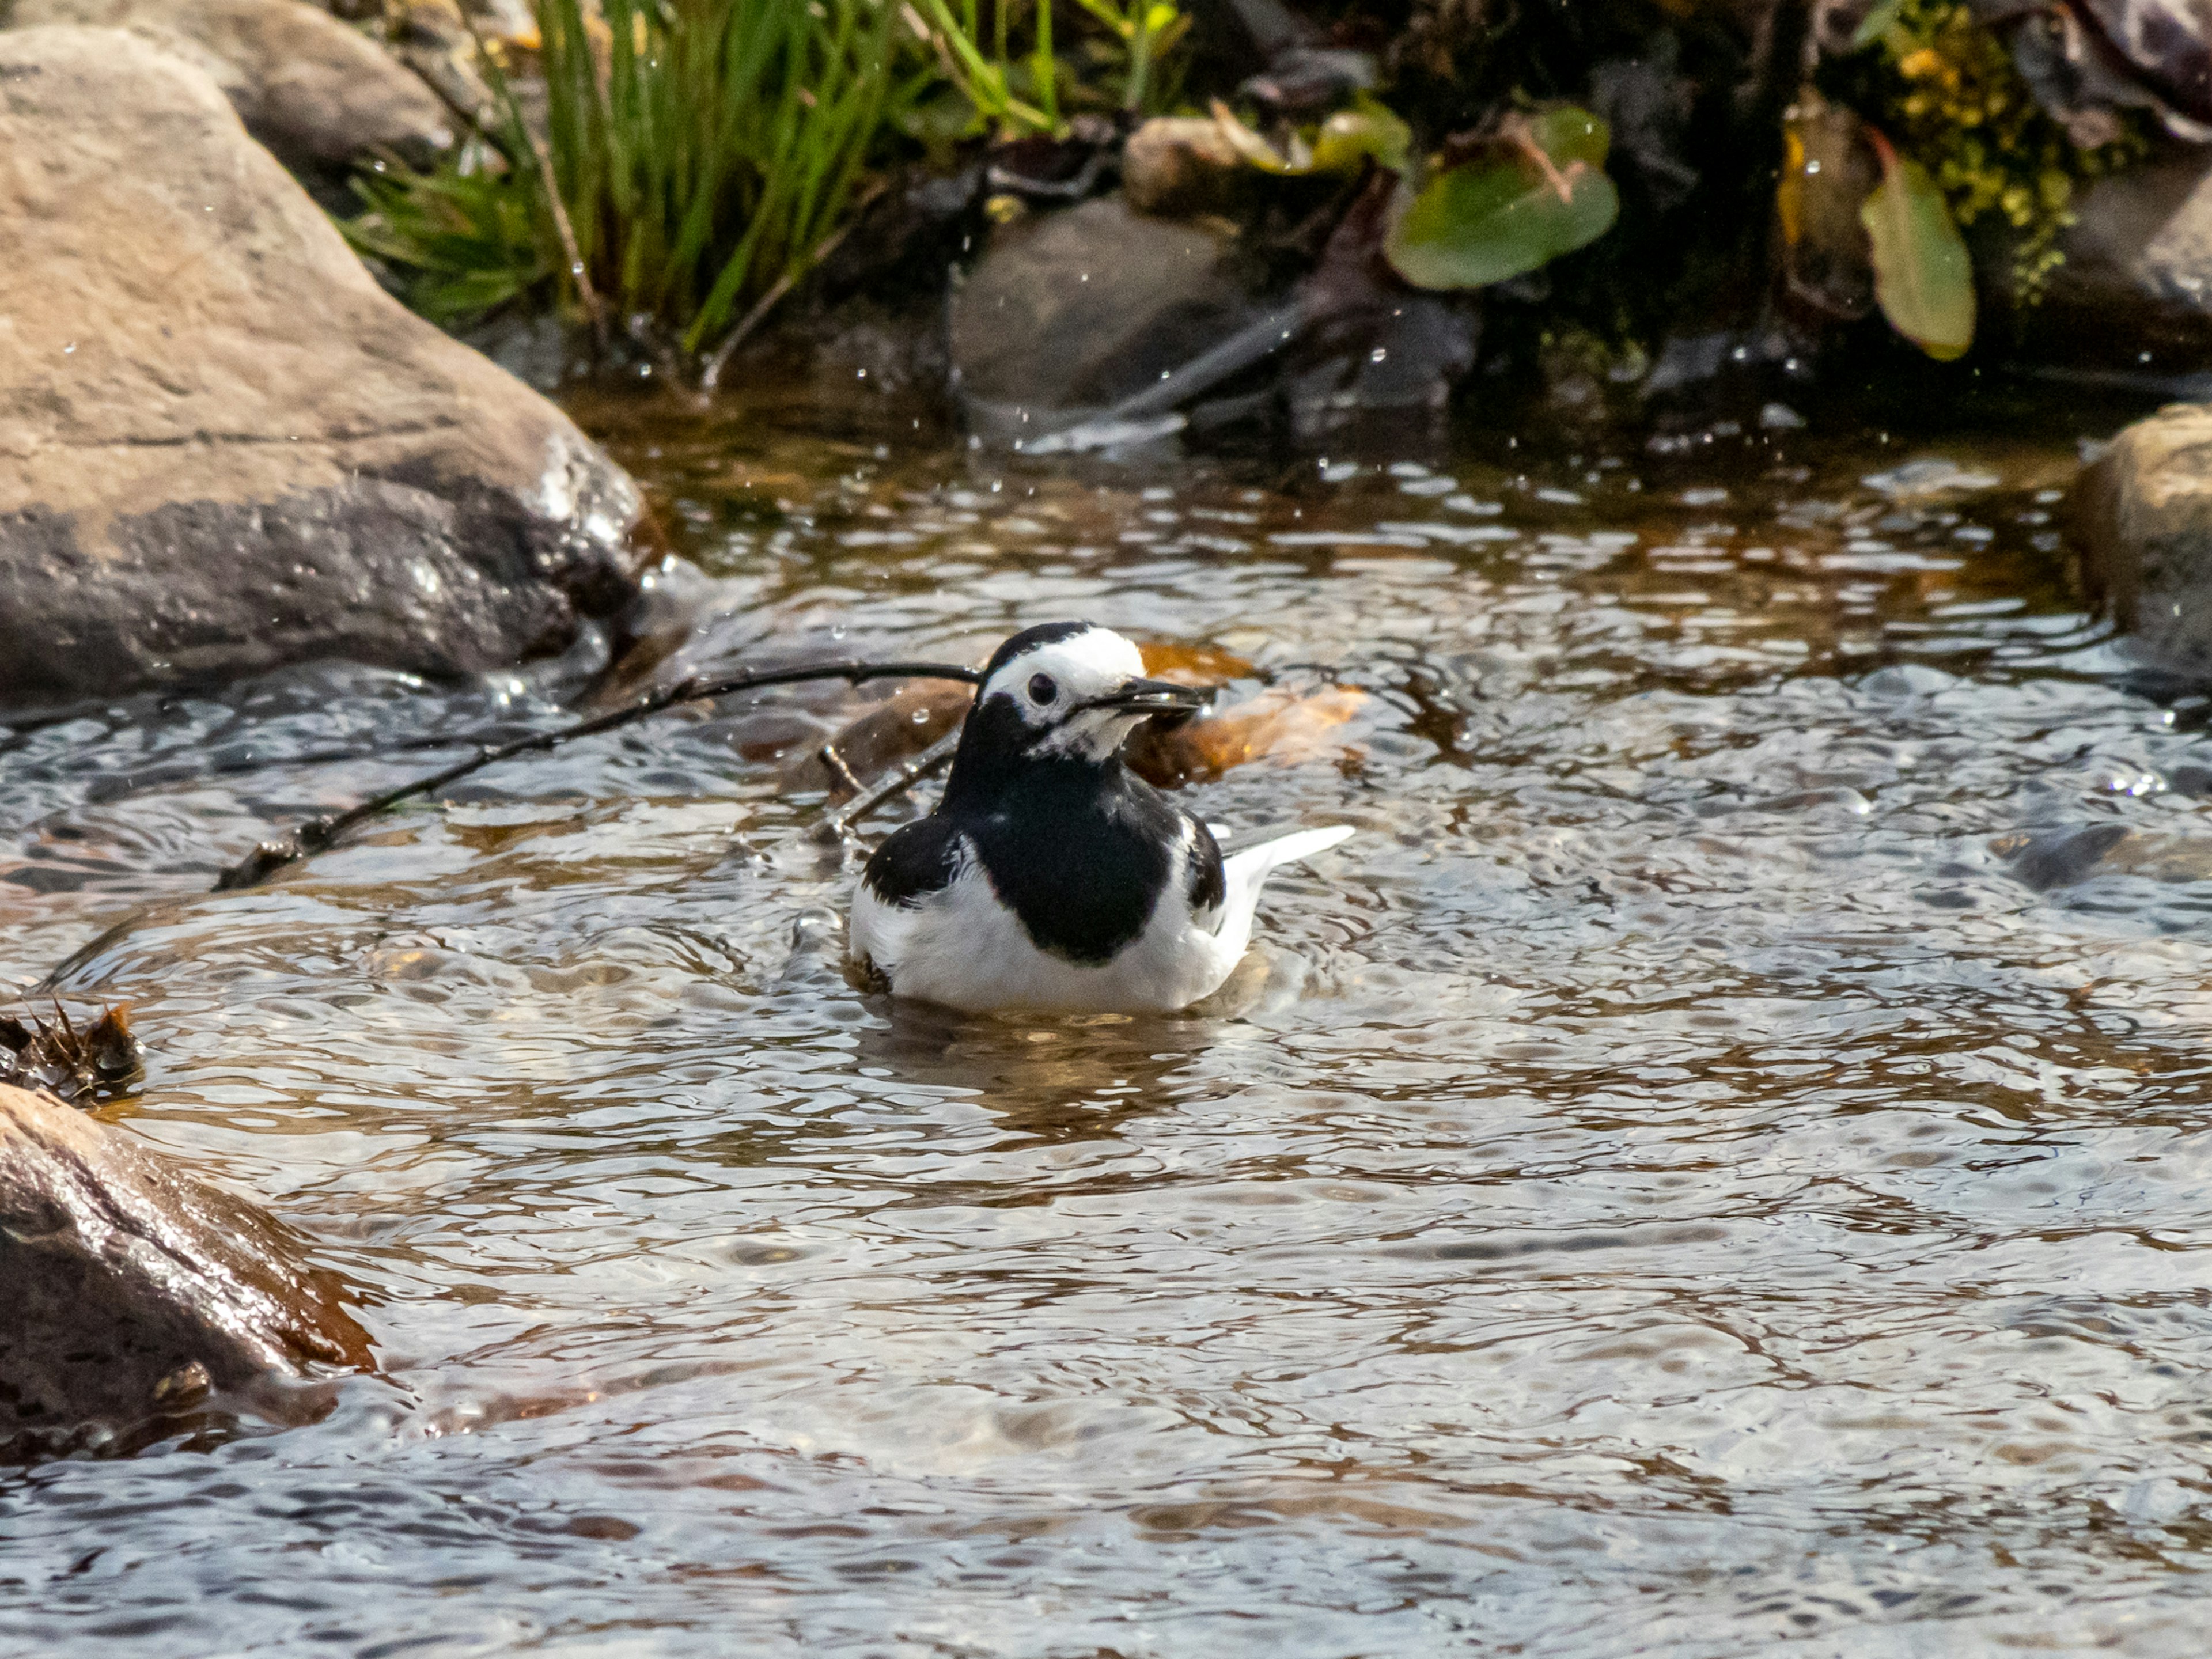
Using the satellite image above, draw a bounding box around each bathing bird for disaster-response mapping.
[847,622,1353,1013]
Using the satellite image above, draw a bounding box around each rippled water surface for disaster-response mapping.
[12,389,2212,1656]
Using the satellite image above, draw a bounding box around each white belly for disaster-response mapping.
[849,855,1240,1015]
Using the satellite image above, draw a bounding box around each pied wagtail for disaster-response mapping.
[847,622,1353,1013]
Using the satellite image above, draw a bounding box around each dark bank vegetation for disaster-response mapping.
[340,0,2212,414]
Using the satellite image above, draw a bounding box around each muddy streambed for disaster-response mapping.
[6,387,2212,1655]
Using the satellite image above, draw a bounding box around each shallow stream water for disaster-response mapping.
[8,386,2212,1656]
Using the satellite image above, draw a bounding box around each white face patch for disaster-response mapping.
[982,627,1150,759]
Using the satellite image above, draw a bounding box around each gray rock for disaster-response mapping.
[7,0,454,167]
[0,1081,372,1460]
[0,28,643,709]
[949,194,1262,436]
[2073,400,2212,670]
[2017,149,2212,370]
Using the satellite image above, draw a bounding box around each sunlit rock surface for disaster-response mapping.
[0,1081,370,1460]
[5,0,453,168]
[0,27,644,708]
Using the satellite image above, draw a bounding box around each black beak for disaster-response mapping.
[1078,677,1212,725]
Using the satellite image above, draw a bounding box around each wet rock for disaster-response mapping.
[1281,170,1480,434]
[0,28,645,709]
[1,1005,143,1105]
[2005,822,2134,889]
[2002,821,2212,887]
[2073,400,2212,670]
[1283,291,1479,433]
[1238,46,1374,114]
[0,1081,372,1459]
[949,194,1264,435]
[6,0,454,169]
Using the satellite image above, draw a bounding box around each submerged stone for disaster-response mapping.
[0,27,645,709]
[0,1081,371,1460]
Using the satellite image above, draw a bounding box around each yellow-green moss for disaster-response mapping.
[1847,0,2149,300]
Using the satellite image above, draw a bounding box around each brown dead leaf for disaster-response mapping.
[1138,642,1257,685]
[1128,686,1368,785]
[797,643,1358,797]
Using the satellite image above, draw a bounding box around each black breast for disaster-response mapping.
[963,762,1194,964]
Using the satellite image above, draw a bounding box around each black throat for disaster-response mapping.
[938,696,1184,965]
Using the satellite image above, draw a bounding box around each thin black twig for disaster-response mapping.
[215,658,982,891]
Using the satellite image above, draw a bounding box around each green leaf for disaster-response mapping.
[1308,102,1412,176]
[1209,98,1293,172]
[1384,107,1619,291]
[1861,141,1975,360]
[1850,0,1903,50]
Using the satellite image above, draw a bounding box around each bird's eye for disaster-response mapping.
[1028,673,1058,704]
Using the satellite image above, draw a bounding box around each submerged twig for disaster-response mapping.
[216,658,982,891]
[814,726,963,844]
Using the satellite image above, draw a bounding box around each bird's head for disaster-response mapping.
[961,623,1210,768]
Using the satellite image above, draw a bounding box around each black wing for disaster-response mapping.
[1184,814,1225,916]
[862,815,965,907]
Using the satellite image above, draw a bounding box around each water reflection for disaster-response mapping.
[5,395,2212,1656]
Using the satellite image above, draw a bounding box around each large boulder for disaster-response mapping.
[0,1081,371,1459]
[4,0,454,168]
[0,27,643,709]
[2074,401,2212,671]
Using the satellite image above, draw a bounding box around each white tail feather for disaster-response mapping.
[1222,824,1354,894]
[1210,824,1353,963]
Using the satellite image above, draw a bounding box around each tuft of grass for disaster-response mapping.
[347,0,927,354]
[344,0,1191,359]
[347,147,551,328]
[541,0,917,351]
